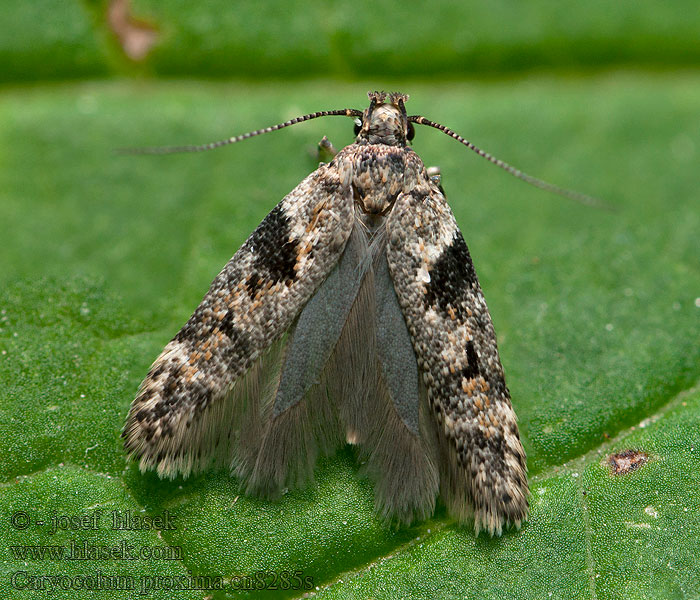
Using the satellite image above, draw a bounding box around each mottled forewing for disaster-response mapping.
[385,181,528,535]
[123,163,353,476]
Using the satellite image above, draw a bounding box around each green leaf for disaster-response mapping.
[130,0,700,78]
[0,0,110,82]
[3,0,700,82]
[2,465,201,599]
[1,79,698,599]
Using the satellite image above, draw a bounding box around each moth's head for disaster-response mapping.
[354,91,415,147]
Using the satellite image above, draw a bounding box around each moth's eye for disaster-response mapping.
[407,122,415,141]
[353,118,362,136]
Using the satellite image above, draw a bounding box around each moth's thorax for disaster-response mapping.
[358,103,408,147]
[339,143,425,217]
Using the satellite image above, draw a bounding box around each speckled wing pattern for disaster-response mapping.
[123,91,528,536]
[386,181,528,535]
[122,162,354,478]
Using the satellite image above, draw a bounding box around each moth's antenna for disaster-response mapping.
[120,108,363,155]
[409,115,607,209]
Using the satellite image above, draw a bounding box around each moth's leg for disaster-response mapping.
[317,136,338,164]
[427,166,446,196]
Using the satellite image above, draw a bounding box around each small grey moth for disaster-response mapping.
[123,91,595,535]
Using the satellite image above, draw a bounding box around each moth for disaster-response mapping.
[123,91,595,535]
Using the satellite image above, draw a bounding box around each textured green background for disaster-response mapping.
[1,2,699,599]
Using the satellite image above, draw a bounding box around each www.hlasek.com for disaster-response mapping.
[10,540,182,561]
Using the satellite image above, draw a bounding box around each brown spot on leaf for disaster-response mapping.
[607,449,649,475]
[108,0,158,61]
